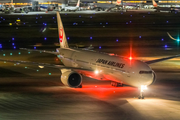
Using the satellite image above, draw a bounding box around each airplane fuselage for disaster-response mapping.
[56,48,155,88]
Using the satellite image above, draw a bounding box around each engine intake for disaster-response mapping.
[61,71,82,87]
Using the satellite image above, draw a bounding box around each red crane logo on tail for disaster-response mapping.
[59,28,63,43]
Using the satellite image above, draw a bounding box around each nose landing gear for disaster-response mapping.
[111,81,123,87]
[138,85,147,99]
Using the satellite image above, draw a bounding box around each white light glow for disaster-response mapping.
[141,85,147,92]
[38,66,44,68]
[95,70,99,74]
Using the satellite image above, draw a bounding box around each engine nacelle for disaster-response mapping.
[61,71,82,87]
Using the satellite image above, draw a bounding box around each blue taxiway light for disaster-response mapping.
[116,39,119,42]
[12,38,14,40]
[99,46,101,49]
[34,47,36,49]
[12,43,14,45]
[162,38,164,41]
[79,16,81,17]
[14,46,16,49]
[90,16,92,18]
[67,37,69,40]
[44,37,47,40]
[139,36,141,38]
[166,21,169,23]
[90,37,92,39]
[165,45,168,48]
[106,22,108,24]
[0,44,2,48]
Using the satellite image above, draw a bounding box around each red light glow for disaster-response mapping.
[74,85,137,99]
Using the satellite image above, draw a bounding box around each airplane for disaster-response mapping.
[167,32,180,41]
[62,0,80,12]
[152,0,178,12]
[1,12,180,99]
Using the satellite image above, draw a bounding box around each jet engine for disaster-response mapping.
[61,71,82,87]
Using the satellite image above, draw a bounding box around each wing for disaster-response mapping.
[145,54,180,64]
[0,58,93,71]
[20,48,58,55]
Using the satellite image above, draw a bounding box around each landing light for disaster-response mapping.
[95,70,99,74]
[141,85,147,92]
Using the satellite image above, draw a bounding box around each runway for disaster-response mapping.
[0,11,180,119]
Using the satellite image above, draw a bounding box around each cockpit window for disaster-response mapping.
[139,71,152,74]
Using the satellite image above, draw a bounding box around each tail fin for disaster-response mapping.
[152,0,158,7]
[76,0,80,7]
[116,0,121,5]
[57,12,69,48]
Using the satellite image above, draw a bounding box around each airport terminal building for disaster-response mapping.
[0,0,179,7]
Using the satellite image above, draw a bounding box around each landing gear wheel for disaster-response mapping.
[111,82,123,87]
[76,84,82,88]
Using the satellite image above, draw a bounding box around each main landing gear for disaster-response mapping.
[111,81,123,87]
[138,85,147,99]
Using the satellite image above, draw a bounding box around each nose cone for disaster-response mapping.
[131,60,154,87]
